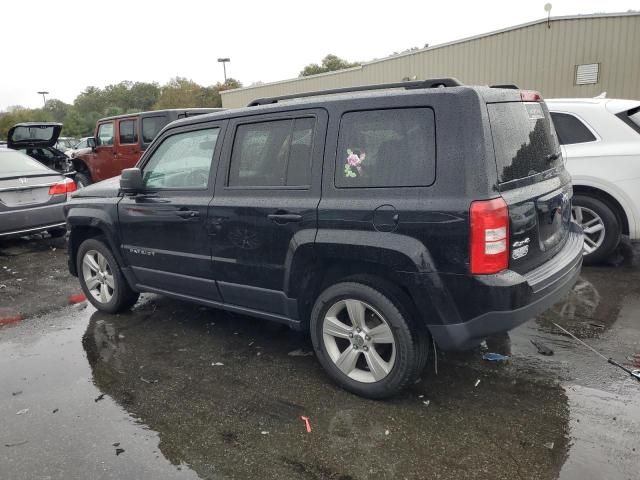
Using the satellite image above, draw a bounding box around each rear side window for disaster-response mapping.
[142,115,168,144]
[616,106,640,134]
[119,119,138,144]
[228,117,315,187]
[550,112,596,145]
[96,123,114,146]
[335,108,436,188]
[488,102,561,184]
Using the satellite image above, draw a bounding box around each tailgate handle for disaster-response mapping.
[267,212,302,224]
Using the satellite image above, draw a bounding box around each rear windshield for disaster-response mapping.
[488,102,561,184]
[0,150,50,175]
[11,125,57,143]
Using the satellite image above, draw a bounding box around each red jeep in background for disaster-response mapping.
[73,108,221,186]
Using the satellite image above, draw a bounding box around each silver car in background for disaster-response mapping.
[0,149,76,239]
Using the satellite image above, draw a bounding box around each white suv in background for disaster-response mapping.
[547,98,640,264]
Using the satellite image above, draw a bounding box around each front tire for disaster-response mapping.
[77,237,139,313]
[310,280,427,399]
[572,194,620,265]
[74,172,92,189]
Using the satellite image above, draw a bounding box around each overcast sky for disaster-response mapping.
[1,0,637,110]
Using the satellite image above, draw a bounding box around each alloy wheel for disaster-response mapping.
[82,250,115,304]
[572,205,606,255]
[322,299,396,383]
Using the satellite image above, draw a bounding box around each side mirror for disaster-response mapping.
[120,168,144,194]
[87,137,97,151]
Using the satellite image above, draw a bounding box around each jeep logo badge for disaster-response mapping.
[18,177,28,184]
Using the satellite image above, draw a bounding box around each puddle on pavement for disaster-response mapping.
[2,264,639,480]
[81,298,571,480]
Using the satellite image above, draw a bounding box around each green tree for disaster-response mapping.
[44,99,70,123]
[299,54,360,77]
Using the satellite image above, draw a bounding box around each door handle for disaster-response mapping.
[267,212,303,224]
[176,210,200,219]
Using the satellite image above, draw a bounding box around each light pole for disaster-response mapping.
[37,91,49,107]
[217,58,230,83]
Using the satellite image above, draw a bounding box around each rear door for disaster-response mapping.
[116,118,142,172]
[118,122,225,300]
[208,110,326,315]
[488,100,573,273]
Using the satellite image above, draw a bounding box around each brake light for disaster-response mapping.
[48,178,77,196]
[520,90,542,102]
[470,197,509,274]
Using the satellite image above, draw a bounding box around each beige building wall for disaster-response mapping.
[221,13,640,108]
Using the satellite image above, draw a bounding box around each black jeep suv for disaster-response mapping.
[65,79,583,398]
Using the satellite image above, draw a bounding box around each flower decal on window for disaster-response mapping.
[344,149,365,178]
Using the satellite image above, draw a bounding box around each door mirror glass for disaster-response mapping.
[120,168,144,194]
[87,137,96,150]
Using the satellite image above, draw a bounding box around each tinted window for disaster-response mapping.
[142,116,168,144]
[628,108,640,129]
[96,123,114,146]
[617,106,640,135]
[0,150,50,175]
[335,108,436,188]
[550,112,596,145]
[119,119,138,144]
[228,117,315,187]
[143,128,219,190]
[488,102,562,184]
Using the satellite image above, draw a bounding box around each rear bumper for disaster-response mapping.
[426,222,583,350]
[0,203,66,238]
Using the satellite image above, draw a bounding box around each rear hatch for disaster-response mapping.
[7,123,62,149]
[487,96,572,273]
[0,150,66,212]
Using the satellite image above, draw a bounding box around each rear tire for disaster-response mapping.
[572,194,620,265]
[310,279,428,399]
[77,237,139,313]
[74,172,92,189]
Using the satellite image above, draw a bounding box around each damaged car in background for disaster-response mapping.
[6,122,75,177]
[0,148,76,239]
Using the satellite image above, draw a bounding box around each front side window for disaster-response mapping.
[143,128,219,190]
[228,117,315,187]
[335,108,436,188]
[96,122,114,146]
[119,119,138,144]
[550,112,597,145]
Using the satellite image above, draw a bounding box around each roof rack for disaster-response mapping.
[247,78,463,107]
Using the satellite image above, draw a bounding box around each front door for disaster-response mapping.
[118,122,225,301]
[209,110,327,315]
[116,118,142,173]
[92,121,116,181]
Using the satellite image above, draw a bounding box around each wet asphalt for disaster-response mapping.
[1,237,639,480]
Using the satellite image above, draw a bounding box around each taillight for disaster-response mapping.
[520,90,542,102]
[48,178,77,196]
[470,197,509,274]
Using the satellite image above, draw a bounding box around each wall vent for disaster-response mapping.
[575,63,599,85]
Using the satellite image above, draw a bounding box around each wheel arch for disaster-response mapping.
[67,210,123,277]
[573,184,630,235]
